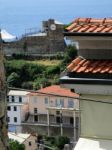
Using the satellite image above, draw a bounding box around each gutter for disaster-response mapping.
[64,32,112,37]
[60,76,112,85]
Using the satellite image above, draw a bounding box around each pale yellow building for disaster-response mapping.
[26,85,79,138]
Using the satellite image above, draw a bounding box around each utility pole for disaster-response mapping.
[60,108,63,136]
[0,29,9,149]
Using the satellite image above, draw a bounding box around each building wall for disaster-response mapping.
[8,104,29,125]
[0,51,8,149]
[68,36,112,59]
[8,95,28,104]
[23,135,37,150]
[80,94,112,139]
[21,104,29,122]
[3,19,66,56]
[29,94,79,115]
[8,105,21,125]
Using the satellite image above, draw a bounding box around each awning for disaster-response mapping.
[74,138,112,150]
[1,29,16,42]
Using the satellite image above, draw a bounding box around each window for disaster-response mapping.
[34,115,38,122]
[55,99,60,107]
[7,106,11,111]
[14,117,17,122]
[60,99,64,107]
[76,117,79,129]
[14,106,17,111]
[70,117,74,125]
[56,116,61,123]
[56,111,60,115]
[35,139,37,143]
[29,141,32,146]
[34,108,38,113]
[11,96,14,102]
[45,97,48,105]
[7,96,9,102]
[56,99,64,107]
[19,96,22,103]
[68,99,74,108]
[7,117,10,122]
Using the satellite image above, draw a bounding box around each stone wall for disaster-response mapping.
[3,19,66,56]
[0,52,9,150]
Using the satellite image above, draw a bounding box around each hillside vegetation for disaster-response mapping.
[5,45,77,90]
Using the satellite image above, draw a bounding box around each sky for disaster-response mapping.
[0,0,112,36]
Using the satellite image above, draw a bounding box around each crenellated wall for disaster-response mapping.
[3,19,66,56]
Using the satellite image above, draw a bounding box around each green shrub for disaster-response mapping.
[7,72,20,87]
[9,140,25,150]
[55,136,70,150]
[46,65,60,75]
[21,81,33,89]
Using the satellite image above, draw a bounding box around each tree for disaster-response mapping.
[9,140,25,150]
[63,45,77,64]
[55,136,70,150]
[7,72,20,87]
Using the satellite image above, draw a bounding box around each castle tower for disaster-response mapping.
[43,19,66,53]
[0,29,9,150]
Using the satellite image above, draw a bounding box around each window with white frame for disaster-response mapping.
[68,99,74,108]
[45,97,48,105]
[7,117,10,122]
[14,106,17,111]
[55,99,64,107]
[14,117,17,122]
[60,99,64,107]
[19,96,22,103]
[7,96,9,102]
[11,96,15,102]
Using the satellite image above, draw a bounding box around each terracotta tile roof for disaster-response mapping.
[37,85,78,97]
[66,18,112,33]
[28,85,78,97]
[67,57,112,74]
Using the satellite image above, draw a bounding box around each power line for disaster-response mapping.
[9,132,55,150]
[8,87,112,105]
[8,86,78,99]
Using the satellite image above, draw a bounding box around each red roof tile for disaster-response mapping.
[66,18,112,33]
[67,57,112,74]
[29,85,78,98]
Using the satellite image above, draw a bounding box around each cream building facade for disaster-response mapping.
[25,85,79,138]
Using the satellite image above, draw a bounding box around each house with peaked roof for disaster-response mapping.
[23,85,79,138]
[7,90,30,133]
[8,132,37,150]
[60,18,112,150]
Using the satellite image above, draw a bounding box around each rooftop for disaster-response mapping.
[8,132,30,144]
[8,90,30,96]
[67,57,112,74]
[29,85,78,98]
[66,18,112,33]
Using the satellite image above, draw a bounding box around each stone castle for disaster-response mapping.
[3,19,66,56]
